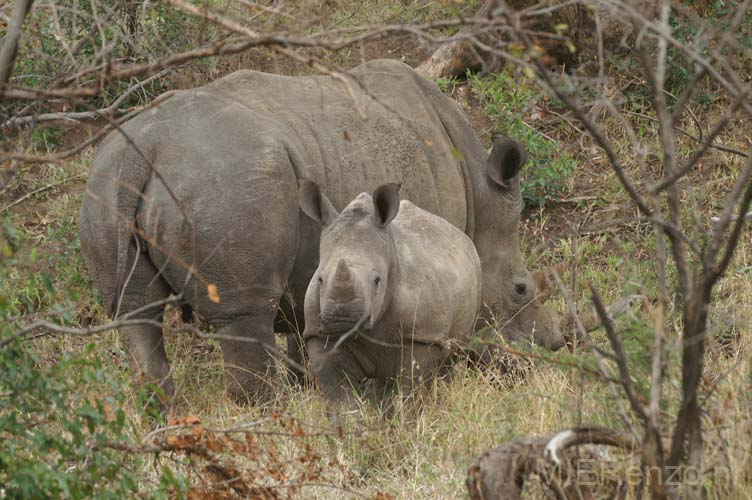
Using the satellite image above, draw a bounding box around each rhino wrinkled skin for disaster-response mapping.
[300,182,482,409]
[79,59,564,403]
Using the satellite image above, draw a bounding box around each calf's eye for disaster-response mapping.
[515,283,527,295]
[374,276,381,287]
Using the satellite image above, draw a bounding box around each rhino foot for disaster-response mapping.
[218,316,278,405]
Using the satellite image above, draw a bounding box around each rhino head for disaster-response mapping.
[475,135,566,351]
[299,181,401,335]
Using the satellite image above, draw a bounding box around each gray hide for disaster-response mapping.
[79,59,563,404]
[299,182,481,409]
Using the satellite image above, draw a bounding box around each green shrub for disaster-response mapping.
[469,70,574,206]
[0,222,187,499]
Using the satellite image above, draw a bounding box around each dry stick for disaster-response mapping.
[712,162,752,281]
[664,0,732,127]
[550,270,639,438]
[109,9,499,82]
[113,428,373,498]
[643,3,694,320]
[163,0,369,118]
[508,25,696,256]
[495,343,623,386]
[311,313,439,353]
[511,27,653,215]
[589,284,648,423]
[330,313,371,352]
[668,106,752,477]
[707,151,752,276]
[0,173,85,211]
[0,86,98,100]
[47,0,76,68]
[114,223,142,319]
[669,0,752,126]
[648,212,670,485]
[0,90,177,164]
[624,106,748,166]
[0,0,33,88]
[590,284,674,500]
[7,314,312,377]
[650,89,751,194]
[665,88,704,143]
[2,69,170,128]
[68,17,499,85]
[532,215,648,255]
[616,0,752,121]
[648,300,666,440]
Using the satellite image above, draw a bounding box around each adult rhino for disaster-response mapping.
[79,58,564,404]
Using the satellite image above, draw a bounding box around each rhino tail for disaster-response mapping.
[111,144,154,318]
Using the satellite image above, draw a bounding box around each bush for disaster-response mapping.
[469,70,575,206]
[0,223,187,499]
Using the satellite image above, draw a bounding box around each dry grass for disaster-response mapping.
[5,129,750,498]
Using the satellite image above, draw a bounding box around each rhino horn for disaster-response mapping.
[331,259,355,298]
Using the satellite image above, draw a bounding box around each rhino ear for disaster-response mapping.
[372,183,401,227]
[486,134,527,191]
[299,179,338,226]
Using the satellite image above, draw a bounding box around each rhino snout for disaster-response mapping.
[544,334,566,352]
[320,300,371,335]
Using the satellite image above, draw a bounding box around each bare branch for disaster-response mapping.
[1,69,170,128]
[0,0,33,88]
[589,283,648,423]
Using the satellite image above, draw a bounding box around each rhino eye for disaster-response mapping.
[318,276,323,284]
[515,283,527,295]
[374,276,381,287]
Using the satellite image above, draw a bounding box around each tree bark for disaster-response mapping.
[0,0,34,89]
[467,427,638,500]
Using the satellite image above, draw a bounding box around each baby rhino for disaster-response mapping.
[299,181,481,412]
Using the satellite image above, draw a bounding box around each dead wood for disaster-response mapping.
[467,427,638,500]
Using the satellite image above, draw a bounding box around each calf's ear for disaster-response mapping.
[486,134,527,192]
[372,183,401,227]
[299,179,338,226]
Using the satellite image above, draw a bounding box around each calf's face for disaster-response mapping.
[299,182,400,334]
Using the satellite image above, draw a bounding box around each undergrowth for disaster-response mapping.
[469,69,576,206]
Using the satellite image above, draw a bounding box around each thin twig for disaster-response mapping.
[0,174,85,212]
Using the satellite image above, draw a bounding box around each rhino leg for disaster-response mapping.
[285,332,306,386]
[114,252,175,411]
[121,321,174,409]
[274,295,307,386]
[385,344,445,413]
[306,337,369,418]
[217,312,277,404]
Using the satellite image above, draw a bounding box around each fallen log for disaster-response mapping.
[467,427,639,500]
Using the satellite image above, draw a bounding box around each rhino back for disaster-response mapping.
[83,59,474,318]
[387,201,481,347]
[196,59,469,228]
